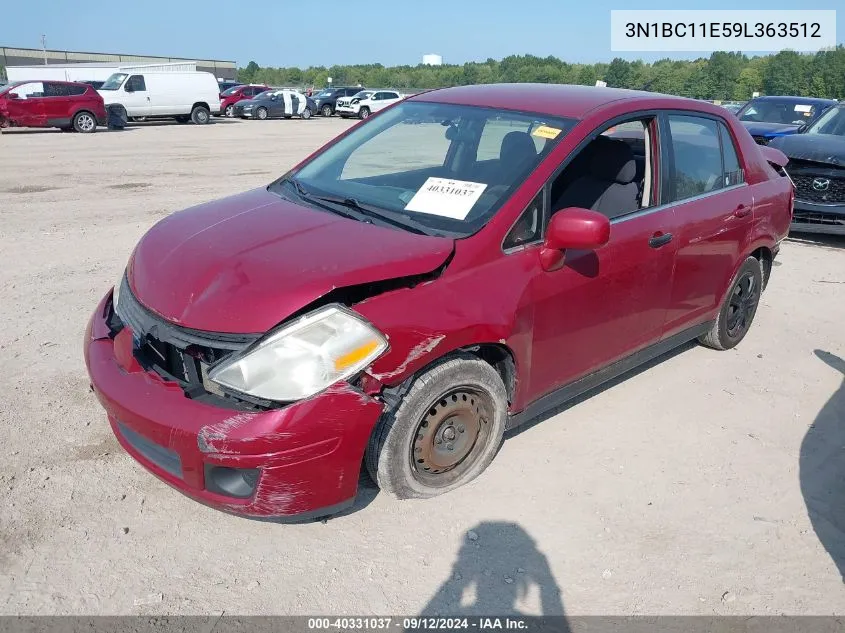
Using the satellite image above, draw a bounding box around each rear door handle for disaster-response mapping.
[649,232,673,248]
[732,204,751,219]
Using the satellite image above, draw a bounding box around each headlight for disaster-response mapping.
[208,305,388,401]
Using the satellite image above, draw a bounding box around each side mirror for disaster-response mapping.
[797,123,808,133]
[540,208,610,271]
[124,85,134,93]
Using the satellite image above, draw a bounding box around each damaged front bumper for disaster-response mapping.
[84,291,384,520]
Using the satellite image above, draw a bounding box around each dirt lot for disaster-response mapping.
[1,118,844,617]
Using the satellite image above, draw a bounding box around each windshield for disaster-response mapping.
[738,99,820,125]
[316,90,334,98]
[100,73,127,91]
[353,91,373,99]
[271,101,575,237]
[253,90,275,99]
[221,86,242,96]
[806,106,845,137]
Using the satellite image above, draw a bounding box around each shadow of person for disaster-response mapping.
[421,522,567,625]
[800,350,845,583]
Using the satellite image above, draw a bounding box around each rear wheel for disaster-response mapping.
[699,256,763,350]
[72,111,97,133]
[365,354,507,499]
[301,107,312,120]
[256,107,268,120]
[190,105,210,124]
[358,107,370,120]
[320,104,333,117]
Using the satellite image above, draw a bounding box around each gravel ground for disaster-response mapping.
[0,118,844,617]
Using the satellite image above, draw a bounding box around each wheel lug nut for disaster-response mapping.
[435,438,442,445]
[447,443,454,451]
[458,425,465,433]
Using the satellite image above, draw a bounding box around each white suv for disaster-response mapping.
[336,90,403,119]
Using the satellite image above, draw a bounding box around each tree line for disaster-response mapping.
[237,47,845,100]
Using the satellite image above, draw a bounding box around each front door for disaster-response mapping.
[527,115,680,400]
[122,75,151,117]
[661,114,754,337]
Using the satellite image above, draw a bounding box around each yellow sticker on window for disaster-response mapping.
[532,125,562,140]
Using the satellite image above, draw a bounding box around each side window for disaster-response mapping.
[503,190,544,250]
[719,122,744,187]
[43,82,64,97]
[126,75,146,92]
[66,84,87,96]
[10,82,45,99]
[667,115,723,201]
[371,92,382,101]
[547,116,657,220]
[385,92,399,100]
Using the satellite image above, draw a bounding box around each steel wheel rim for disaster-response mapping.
[78,114,94,131]
[410,388,492,486]
[197,110,208,123]
[726,272,758,338]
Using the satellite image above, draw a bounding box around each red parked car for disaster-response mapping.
[85,84,793,521]
[0,80,106,132]
[219,84,270,117]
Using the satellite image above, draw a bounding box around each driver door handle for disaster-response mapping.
[732,204,751,219]
[649,232,673,248]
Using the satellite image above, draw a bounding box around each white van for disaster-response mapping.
[97,71,221,124]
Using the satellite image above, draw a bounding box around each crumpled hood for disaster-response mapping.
[769,134,845,167]
[742,122,802,138]
[127,188,454,333]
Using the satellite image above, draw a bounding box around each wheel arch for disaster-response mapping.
[191,102,210,112]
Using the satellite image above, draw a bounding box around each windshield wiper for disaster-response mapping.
[279,177,372,223]
[309,195,433,236]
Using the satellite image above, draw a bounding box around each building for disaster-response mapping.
[422,53,443,66]
[0,46,237,80]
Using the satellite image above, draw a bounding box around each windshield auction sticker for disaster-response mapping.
[532,125,562,140]
[404,178,488,220]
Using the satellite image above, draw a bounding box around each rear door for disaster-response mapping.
[661,114,753,337]
[42,82,74,126]
[5,82,46,127]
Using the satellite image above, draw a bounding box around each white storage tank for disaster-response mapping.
[422,54,443,66]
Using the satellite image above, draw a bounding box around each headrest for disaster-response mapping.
[590,138,636,184]
[500,131,537,163]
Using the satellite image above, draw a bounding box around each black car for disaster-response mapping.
[770,104,845,235]
[310,86,365,117]
[233,89,314,120]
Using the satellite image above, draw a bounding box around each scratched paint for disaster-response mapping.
[198,412,258,452]
[370,334,446,382]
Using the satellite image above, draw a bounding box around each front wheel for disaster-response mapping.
[191,105,210,124]
[301,107,312,120]
[256,107,268,120]
[358,107,370,120]
[365,354,507,499]
[224,104,234,117]
[72,111,97,133]
[699,256,763,350]
[320,104,333,117]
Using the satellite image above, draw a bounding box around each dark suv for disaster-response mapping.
[311,86,365,117]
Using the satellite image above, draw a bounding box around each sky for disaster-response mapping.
[1,0,843,68]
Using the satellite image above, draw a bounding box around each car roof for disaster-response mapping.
[410,83,697,118]
[748,95,838,104]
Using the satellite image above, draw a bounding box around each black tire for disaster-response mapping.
[224,104,234,117]
[699,256,763,351]
[358,107,370,120]
[72,111,97,133]
[191,105,210,125]
[301,107,312,120]
[256,107,268,120]
[365,354,507,499]
[320,104,333,117]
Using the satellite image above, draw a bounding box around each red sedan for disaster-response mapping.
[85,84,793,520]
[0,80,106,132]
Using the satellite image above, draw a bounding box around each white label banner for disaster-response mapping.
[404,178,488,220]
[611,10,836,52]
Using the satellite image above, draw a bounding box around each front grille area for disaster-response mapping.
[118,422,183,478]
[792,210,845,227]
[111,277,269,410]
[792,174,845,204]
